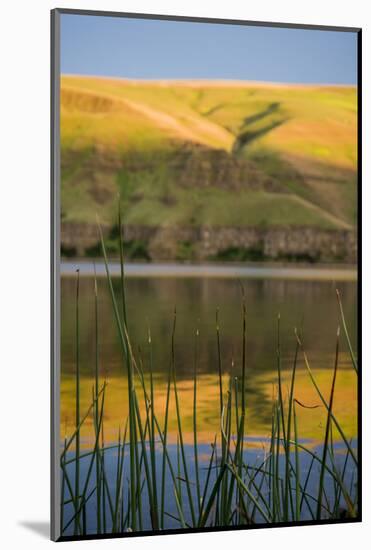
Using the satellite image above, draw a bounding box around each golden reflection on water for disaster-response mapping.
[60,355,357,448]
[61,275,357,452]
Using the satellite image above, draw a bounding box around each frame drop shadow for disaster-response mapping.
[19,521,49,539]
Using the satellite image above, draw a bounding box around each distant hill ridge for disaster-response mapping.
[60,75,357,261]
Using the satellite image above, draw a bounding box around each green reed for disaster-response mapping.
[60,207,358,536]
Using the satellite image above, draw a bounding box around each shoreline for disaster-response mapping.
[60,260,357,281]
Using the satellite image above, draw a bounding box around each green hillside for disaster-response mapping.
[61,75,357,236]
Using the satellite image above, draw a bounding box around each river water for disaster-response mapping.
[60,261,357,446]
[60,261,358,534]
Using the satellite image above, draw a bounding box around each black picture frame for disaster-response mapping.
[51,8,362,542]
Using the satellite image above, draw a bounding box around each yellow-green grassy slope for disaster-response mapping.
[61,75,357,230]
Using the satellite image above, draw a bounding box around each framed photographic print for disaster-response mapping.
[51,8,361,542]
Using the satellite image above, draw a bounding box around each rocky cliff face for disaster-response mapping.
[61,222,357,264]
[167,143,284,192]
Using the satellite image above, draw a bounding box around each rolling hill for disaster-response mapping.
[60,75,357,261]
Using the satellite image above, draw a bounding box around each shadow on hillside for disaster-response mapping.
[233,102,289,154]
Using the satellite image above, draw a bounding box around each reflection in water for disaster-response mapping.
[61,438,357,535]
[61,275,357,445]
[61,367,357,447]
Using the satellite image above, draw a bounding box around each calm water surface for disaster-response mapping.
[60,264,357,446]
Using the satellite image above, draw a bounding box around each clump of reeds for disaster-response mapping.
[59,204,358,536]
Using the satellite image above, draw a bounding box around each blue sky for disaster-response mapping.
[61,14,357,85]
